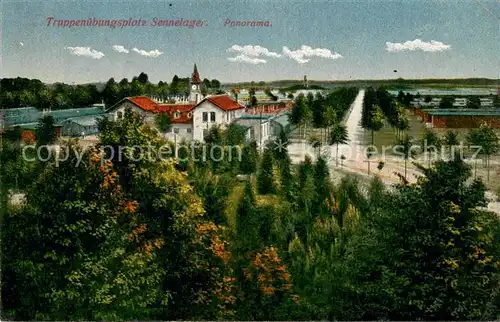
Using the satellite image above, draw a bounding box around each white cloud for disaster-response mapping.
[227,44,280,64]
[66,46,104,59]
[282,45,342,64]
[132,47,163,57]
[112,45,129,53]
[228,45,281,58]
[228,55,267,64]
[385,39,451,52]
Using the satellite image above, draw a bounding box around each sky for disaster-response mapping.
[1,0,499,84]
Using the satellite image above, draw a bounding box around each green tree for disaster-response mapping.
[97,108,236,319]
[395,135,417,183]
[240,141,258,175]
[493,95,500,108]
[439,96,455,109]
[155,113,172,134]
[290,95,312,139]
[344,158,499,320]
[443,130,460,157]
[257,147,277,194]
[329,123,349,167]
[466,96,481,109]
[137,72,149,84]
[421,129,442,167]
[235,180,258,248]
[2,145,164,320]
[467,124,499,181]
[35,115,57,146]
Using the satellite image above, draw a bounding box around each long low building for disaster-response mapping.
[0,105,107,139]
[413,107,500,128]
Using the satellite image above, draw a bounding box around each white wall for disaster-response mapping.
[235,118,271,147]
[192,101,243,142]
[109,101,154,122]
[163,124,192,142]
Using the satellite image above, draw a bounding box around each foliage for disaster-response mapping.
[330,123,349,166]
[35,115,57,146]
[3,87,499,321]
[257,146,277,195]
[155,113,172,133]
[439,96,455,109]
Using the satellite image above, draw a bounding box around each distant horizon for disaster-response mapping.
[2,76,497,87]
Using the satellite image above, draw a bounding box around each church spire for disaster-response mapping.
[191,63,201,84]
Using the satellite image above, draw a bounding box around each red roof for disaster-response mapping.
[125,96,194,124]
[156,104,194,113]
[157,104,194,124]
[128,96,158,112]
[204,95,245,111]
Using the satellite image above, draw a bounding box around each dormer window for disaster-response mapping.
[173,111,180,119]
[187,112,193,118]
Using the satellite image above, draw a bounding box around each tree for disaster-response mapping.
[369,106,384,145]
[308,135,322,157]
[97,108,236,319]
[395,135,417,182]
[2,145,164,320]
[225,123,247,146]
[211,79,221,89]
[155,113,172,134]
[344,158,499,320]
[257,147,277,194]
[493,95,500,108]
[439,96,455,109]
[466,96,481,109]
[102,78,120,106]
[170,75,180,95]
[443,130,460,159]
[240,141,258,175]
[467,124,499,181]
[329,123,349,167]
[250,95,258,107]
[396,90,405,103]
[290,95,312,139]
[395,112,410,140]
[313,156,331,216]
[235,180,258,252]
[421,129,441,167]
[35,115,57,146]
[137,72,149,84]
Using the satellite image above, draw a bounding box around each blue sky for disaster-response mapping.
[1,0,499,84]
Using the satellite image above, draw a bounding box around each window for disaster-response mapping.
[226,112,229,121]
[202,112,208,122]
[173,111,180,119]
[187,128,192,133]
[117,111,123,119]
[210,112,216,122]
[188,112,193,118]
[166,127,172,133]
[174,128,180,134]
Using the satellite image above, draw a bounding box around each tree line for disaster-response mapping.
[0,73,223,110]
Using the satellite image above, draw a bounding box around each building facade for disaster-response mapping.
[106,64,246,142]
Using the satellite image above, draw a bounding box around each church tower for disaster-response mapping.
[189,64,202,104]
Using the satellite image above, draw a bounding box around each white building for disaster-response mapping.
[106,64,245,142]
